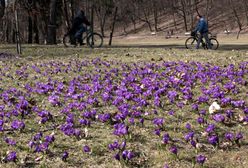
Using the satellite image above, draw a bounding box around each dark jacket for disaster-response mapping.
[70,10,90,34]
[195,18,208,34]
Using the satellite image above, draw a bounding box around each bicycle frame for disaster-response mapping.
[193,34,207,48]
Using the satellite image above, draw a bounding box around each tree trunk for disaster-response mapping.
[62,0,71,31]
[34,15,39,44]
[131,17,137,33]
[173,13,177,31]
[95,7,107,38]
[243,0,248,25]
[28,14,33,43]
[47,0,57,44]
[100,12,107,37]
[152,1,158,31]
[109,7,118,46]
[70,0,75,20]
[0,0,5,19]
[229,0,242,39]
[180,0,188,31]
[143,10,153,32]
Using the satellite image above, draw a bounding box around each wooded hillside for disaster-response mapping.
[0,0,248,44]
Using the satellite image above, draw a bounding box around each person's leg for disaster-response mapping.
[203,32,211,49]
[74,25,86,45]
[196,34,202,49]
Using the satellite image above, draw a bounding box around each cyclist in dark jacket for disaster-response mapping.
[193,15,211,49]
[69,9,91,45]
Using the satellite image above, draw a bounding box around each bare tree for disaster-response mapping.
[0,0,5,19]
[229,0,244,39]
[47,0,57,44]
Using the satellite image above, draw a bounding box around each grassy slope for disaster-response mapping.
[0,43,248,168]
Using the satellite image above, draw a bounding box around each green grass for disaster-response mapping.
[0,44,248,168]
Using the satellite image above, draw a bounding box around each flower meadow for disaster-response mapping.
[0,56,248,167]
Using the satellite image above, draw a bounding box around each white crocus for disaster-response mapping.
[209,102,221,114]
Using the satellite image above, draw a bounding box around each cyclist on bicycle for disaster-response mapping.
[193,14,211,49]
[69,8,91,46]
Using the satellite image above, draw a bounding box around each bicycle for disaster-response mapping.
[63,27,103,48]
[185,32,219,50]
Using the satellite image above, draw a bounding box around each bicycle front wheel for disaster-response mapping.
[185,37,197,49]
[209,38,219,50]
[87,33,103,48]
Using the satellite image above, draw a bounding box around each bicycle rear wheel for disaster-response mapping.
[63,34,76,47]
[87,33,103,48]
[185,37,197,49]
[209,38,219,50]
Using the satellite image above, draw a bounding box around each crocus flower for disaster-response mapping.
[205,124,215,133]
[213,114,225,123]
[113,123,129,136]
[48,95,60,106]
[169,146,178,155]
[114,153,120,160]
[62,151,69,161]
[6,151,17,162]
[185,123,191,130]
[197,117,204,125]
[11,120,25,130]
[154,129,161,136]
[127,151,135,160]
[45,135,55,143]
[33,132,43,141]
[83,145,91,153]
[153,118,164,127]
[225,132,234,141]
[184,132,194,141]
[4,138,16,146]
[162,133,170,144]
[122,150,135,160]
[191,140,196,148]
[208,135,219,146]
[236,132,243,141]
[196,154,206,165]
[108,140,120,151]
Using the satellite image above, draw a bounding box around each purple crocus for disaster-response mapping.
[236,132,243,141]
[208,135,219,146]
[213,114,225,123]
[83,145,91,153]
[4,138,16,146]
[122,150,135,160]
[225,132,234,141]
[6,151,17,162]
[113,123,129,136]
[192,104,199,111]
[45,135,55,143]
[62,151,69,161]
[162,133,170,144]
[169,146,178,155]
[108,140,120,151]
[153,118,164,127]
[48,94,60,106]
[33,132,43,141]
[114,153,120,160]
[154,129,161,136]
[127,151,135,160]
[185,123,191,130]
[184,132,194,141]
[197,117,204,125]
[11,120,25,130]
[205,124,215,133]
[190,140,196,148]
[196,154,206,165]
